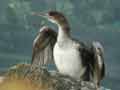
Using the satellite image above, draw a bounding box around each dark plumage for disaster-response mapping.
[31,26,57,68]
[78,41,105,86]
[92,42,105,86]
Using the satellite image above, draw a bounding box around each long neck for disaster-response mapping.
[57,21,70,43]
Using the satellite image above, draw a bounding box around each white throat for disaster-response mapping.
[49,18,71,47]
[57,25,70,43]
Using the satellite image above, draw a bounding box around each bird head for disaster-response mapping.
[32,11,67,26]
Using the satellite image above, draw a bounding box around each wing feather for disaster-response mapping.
[31,27,57,67]
[78,41,105,85]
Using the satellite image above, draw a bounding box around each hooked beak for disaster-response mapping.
[31,12,49,18]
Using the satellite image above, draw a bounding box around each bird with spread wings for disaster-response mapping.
[31,26,105,86]
[31,11,105,87]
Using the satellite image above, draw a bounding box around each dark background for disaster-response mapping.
[0,0,120,89]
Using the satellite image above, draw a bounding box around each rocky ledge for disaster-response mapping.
[0,64,109,90]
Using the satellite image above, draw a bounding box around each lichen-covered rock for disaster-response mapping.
[0,64,109,90]
[5,64,31,78]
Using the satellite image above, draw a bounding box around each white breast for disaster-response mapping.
[53,43,86,80]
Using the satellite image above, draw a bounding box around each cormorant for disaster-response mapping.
[32,11,105,87]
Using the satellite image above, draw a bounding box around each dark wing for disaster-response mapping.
[78,42,95,81]
[100,59,105,80]
[78,41,105,84]
[31,27,57,67]
[31,32,50,64]
[92,41,105,80]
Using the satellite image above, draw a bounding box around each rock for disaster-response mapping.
[0,76,5,84]
[2,64,97,90]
